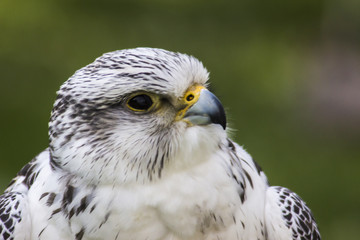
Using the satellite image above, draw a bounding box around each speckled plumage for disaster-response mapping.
[0,48,320,240]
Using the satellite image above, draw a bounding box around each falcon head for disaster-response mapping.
[49,48,227,184]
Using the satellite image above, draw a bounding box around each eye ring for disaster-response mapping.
[126,94,154,112]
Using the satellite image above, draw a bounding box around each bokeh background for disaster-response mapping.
[1,0,359,239]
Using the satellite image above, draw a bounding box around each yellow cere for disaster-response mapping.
[176,85,205,121]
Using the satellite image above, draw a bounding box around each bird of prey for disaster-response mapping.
[0,48,320,240]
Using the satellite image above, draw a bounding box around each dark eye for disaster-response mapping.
[127,94,153,111]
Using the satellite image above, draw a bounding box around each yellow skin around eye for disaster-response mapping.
[126,93,158,112]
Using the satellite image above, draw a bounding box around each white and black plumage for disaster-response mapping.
[0,48,320,240]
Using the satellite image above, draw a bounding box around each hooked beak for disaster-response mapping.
[178,87,226,130]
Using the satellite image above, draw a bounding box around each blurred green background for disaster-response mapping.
[1,0,359,239]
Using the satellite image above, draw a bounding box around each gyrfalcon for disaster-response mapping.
[0,48,320,240]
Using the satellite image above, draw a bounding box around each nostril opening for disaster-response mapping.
[186,94,194,102]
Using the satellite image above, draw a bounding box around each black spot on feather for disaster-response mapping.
[76,196,89,215]
[243,170,253,188]
[75,227,85,240]
[62,185,75,210]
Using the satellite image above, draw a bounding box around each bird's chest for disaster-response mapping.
[72,163,243,240]
[33,159,265,240]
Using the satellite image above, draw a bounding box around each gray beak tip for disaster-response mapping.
[184,89,227,130]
